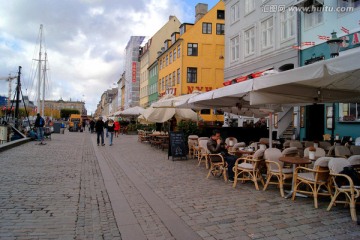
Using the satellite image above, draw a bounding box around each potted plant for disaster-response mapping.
[308,146,316,160]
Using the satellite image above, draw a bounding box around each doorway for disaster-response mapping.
[305,104,324,141]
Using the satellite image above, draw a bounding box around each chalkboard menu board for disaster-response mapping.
[168,131,187,161]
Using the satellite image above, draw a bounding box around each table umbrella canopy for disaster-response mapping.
[152,91,202,108]
[143,94,199,123]
[250,47,360,105]
[119,106,145,116]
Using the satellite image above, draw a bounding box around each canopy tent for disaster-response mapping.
[137,114,153,124]
[118,106,145,116]
[250,47,360,105]
[143,94,200,123]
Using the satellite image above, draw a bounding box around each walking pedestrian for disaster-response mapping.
[95,117,105,146]
[114,119,120,138]
[104,119,109,138]
[107,119,115,146]
[34,113,46,145]
[89,119,95,133]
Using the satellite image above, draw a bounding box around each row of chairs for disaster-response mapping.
[188,135,360,222]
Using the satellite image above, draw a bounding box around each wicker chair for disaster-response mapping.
[303,147,326,158]
[348,155,360,173]
[207,154,228,182]
[319,141,332,151]
[350,146,360,155]
[292,157,332,208]
[290,141,304,157]
[198,139,210,168]
[282,147,299,157]
[334,145,351,158]
[263,148,293,197]
[233,149,265,190]
[327,158,359,221]
[188,135,199,159]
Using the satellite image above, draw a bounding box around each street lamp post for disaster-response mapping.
[326,31,343,144]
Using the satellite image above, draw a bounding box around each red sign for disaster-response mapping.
[132,62,137,83]
[186,86,212,94]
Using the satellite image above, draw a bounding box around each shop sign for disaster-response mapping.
[340,31,360,50]
[132,62,137,82]
[187,86,212,94]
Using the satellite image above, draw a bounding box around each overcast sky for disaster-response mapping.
[0,0,219,115]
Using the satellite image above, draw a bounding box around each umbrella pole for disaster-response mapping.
[269,113,273,148]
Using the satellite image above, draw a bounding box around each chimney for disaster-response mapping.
[195,3,208,23]
[169,15,175,21]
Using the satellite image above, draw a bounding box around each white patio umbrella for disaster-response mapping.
[250,47,360,105]
[119,106,145,116]
[143,94,199,123]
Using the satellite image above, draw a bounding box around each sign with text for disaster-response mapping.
[132,62,137,83]
[168,131,187,160]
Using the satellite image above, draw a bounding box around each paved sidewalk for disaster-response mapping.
[0,131,359,239]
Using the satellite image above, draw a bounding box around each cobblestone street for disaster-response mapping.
[0,131,359,239]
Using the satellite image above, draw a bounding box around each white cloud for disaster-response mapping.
[0,0,217,115]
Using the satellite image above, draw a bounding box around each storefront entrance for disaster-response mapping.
[306,104,324,141]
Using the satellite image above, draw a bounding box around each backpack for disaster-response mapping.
[39,117,45,127]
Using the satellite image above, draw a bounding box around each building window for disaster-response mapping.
[172,72,176,86]
[338,0,360,8]
[187,68,197,83]
[217,10,225,19]
[216,24,225,35]
[177,45,181,58]
[180,25,186,35]
[230,2,240,23]
[161,78,165,91]
[169,74,172,87]
[244,27,255,56]
[177,68,180,84]
[169,52,172,64]
[187,43,198,56]
[160,59,162,70]
[171,34,176,43]
[173,49,176,61]
[165,75,169,89]
[280,9,295,41]
[261,17,273,49]
[230,35,239,61]
[162,58,165,68]
[245,0,255,14]
[304,11,324,29]
[202,22,212,34]
[166,55,168,66]
[340,103,360,121]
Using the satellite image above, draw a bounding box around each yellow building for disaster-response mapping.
[139,16,181,108]
[158,2,225,123]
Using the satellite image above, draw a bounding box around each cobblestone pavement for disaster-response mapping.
[0,132,120,240]
[1,131,360,240]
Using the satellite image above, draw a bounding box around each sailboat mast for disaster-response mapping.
[37,24,43,115]
[41,52,47,116]
[41,52,47,117]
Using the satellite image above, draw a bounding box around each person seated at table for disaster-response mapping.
[207,129,238,182]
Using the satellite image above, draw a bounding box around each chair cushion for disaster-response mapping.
[271,168,293,174]
[298,172,327,183]
[237,163,253,169]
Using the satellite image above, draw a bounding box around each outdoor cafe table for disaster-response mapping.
[229,148,255,158]
[279,156,312,199]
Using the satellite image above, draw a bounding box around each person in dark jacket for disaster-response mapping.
[207,129,237,182]
[107,119,115,146]
[34,113,45,145]
[89,119,95,133]
[95,117,105,146]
